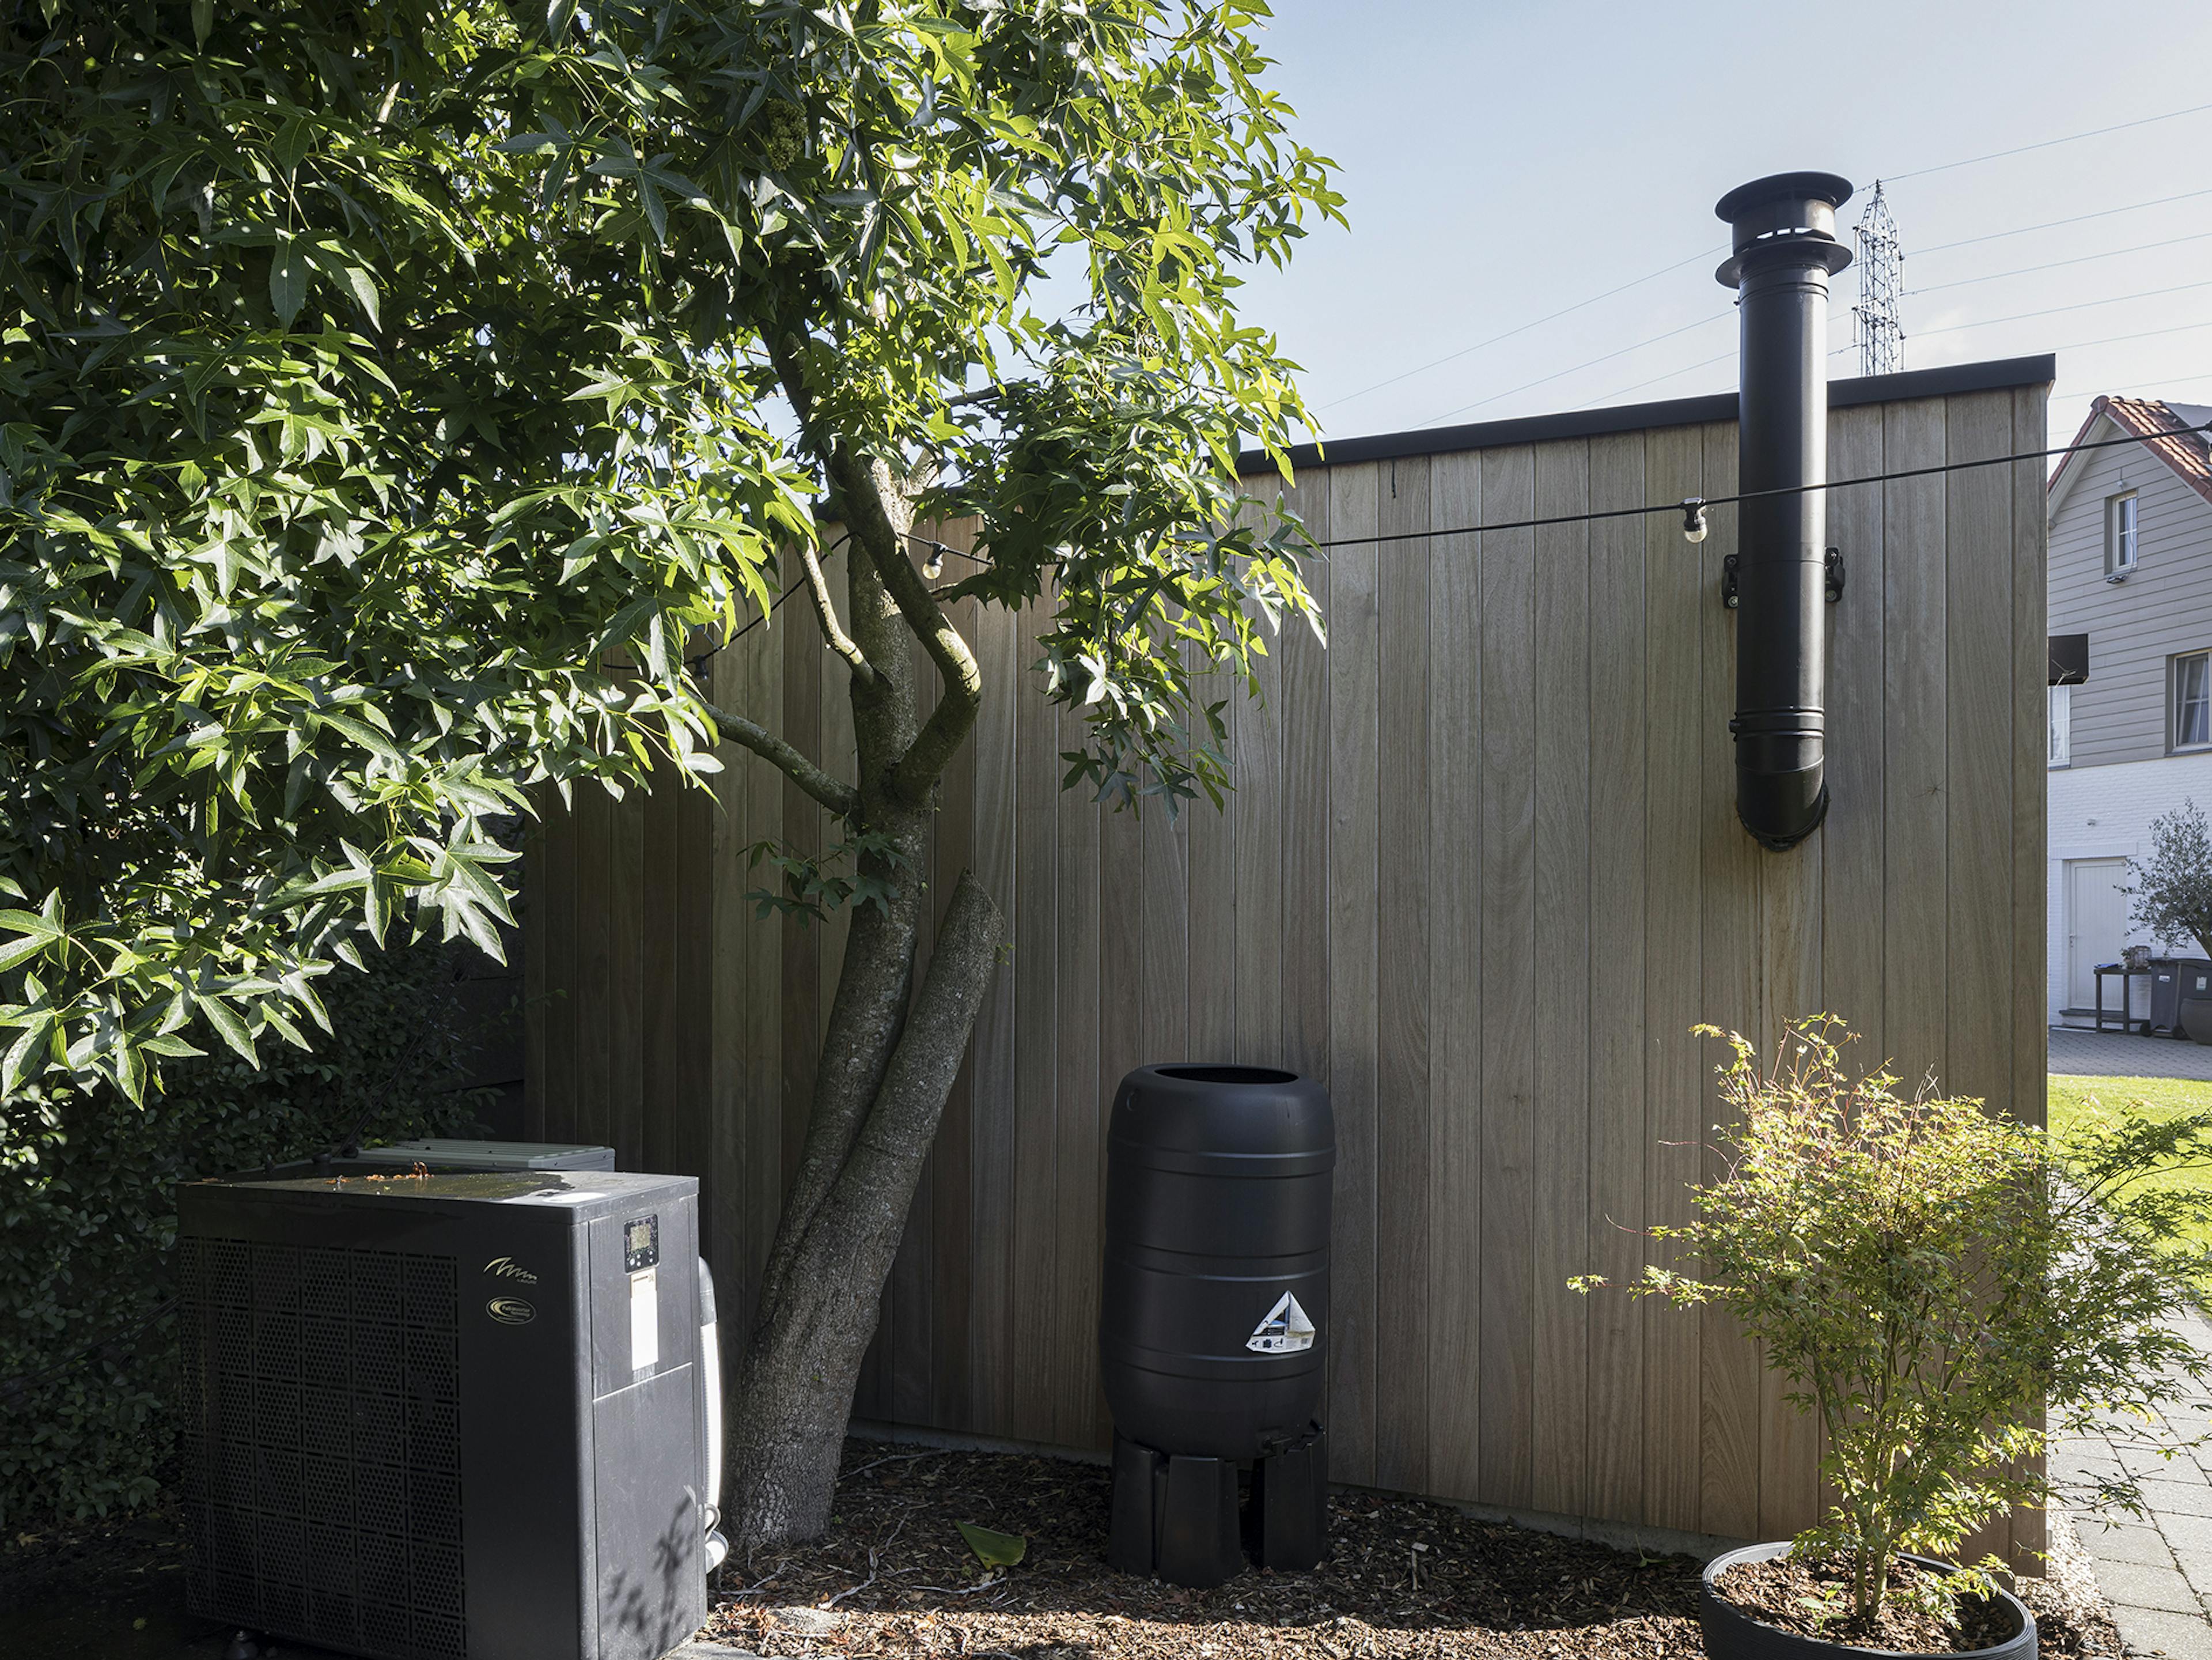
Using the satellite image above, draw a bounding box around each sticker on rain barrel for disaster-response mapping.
[1246,1292,1316,1354]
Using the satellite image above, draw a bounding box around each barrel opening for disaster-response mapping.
[1157,1065,1297,1086]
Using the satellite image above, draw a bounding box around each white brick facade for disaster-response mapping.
[2046,748,2212,1020]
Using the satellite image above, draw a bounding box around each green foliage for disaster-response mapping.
[744,831,917,926]
[0,936,488,1528]
[1575,1018,2212,1625]
[1,0,1337,1102]
[2127,799,2212,959]
[2048,1073,2212,1292]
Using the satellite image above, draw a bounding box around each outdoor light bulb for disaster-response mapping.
[1681,499,1709,544]
[922,550,945,580]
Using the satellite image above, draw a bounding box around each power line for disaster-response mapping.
[1885,101,2212,182]
[1908,228,2212,296]
[2053,375,2212,406]
[1916,188,2212,257]
[1320,109,2212,431]
[1880,277,2212,342]
[1413,312,1730,429]
[1317,245,1724,413]
[1305,421,2212,552]
[1407,228,2212,432]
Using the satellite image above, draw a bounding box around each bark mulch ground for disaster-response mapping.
[0,1442,2130,1659]
[700,1440,2126,1660]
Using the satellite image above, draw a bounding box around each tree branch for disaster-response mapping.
[827,450,982,806]
[765,331,981,808]
[800,537,876,686]
[700,699,857,818]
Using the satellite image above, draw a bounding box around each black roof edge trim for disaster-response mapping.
[1237,354,2058,477]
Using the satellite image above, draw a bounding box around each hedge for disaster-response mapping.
[0,939,492,1526]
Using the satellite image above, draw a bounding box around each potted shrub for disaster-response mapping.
[1576,1018,2211,1659]
[2127,800,2212,1042]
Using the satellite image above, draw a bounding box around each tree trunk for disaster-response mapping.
[717,453,999,1557]
[722,870,1005,1557]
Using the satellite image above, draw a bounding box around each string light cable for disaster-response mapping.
[699,526,988,660]
[694,420,2207,671]
[1301,417,2212,553]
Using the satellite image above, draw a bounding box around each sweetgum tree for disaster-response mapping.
[0,1,1338,1546]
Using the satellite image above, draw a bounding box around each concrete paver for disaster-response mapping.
[2124,1609,2212,1660]
[2056,1303,2212,1658]
[2074,1519,2178,1566]
[2048,1025,2212,1081]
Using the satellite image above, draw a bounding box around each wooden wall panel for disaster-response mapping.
[1584,431,1646,1523]
[1696,422,1762,1546]
[1641,421,1705,1535]
[1376,454,1432,1496]
[1425,448,1483,1505]
[1531,438,1590,1521]
[526,382,2050,1547]
[1883,400,1950,1090]
[1476,444,1537,1511]
[1326,460,1381,1488]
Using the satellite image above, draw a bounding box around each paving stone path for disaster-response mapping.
[2050,1026,2212,1082]
[2053,1304,2212,1659]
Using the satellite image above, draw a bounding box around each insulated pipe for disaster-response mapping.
[1714,172,1854,850]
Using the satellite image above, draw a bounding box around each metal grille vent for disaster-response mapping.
[180,1237,466,1659]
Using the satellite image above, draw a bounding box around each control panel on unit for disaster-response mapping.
[626,1213,659,1373]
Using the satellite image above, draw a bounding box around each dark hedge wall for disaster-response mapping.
[0,940,493,1526]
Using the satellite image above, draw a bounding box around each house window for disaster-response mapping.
[2176,651,2212,750]
[2107,491,2139,578]
[2049,685,2071,766]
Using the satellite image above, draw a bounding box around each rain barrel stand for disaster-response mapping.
[1108,1423,1328,1586]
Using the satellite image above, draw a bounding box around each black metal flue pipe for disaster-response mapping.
[1714,172,1854,851]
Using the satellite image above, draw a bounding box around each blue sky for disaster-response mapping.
[1232,0,2212,449]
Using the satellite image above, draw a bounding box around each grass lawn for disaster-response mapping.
[2047,1072,2212,1292]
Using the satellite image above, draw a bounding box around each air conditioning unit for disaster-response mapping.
[177,1149,721,1660]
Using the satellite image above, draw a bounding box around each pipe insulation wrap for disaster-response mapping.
[1715,172,1855,851]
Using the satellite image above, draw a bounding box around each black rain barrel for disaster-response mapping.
[1099,1063,1334,1459]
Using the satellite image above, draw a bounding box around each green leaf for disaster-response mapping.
[270,238,309,328]
[955,1522,1026,1568]
[339,267,380,330]
[2,1012,55,1093]
[199,996,259,1067]
[190,0,211,46]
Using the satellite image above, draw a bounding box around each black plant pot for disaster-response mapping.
[1699,1542,2037,1660]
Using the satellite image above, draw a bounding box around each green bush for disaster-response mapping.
[0,940,490,1526]
[1578,1018,2212,1630]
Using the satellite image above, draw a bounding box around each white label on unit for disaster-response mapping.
[630,1266,658,1371]
[1246,1292,1316,1354]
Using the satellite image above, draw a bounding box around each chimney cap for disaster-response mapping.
[1714,171,1855,286]
[1714,171,1855,225]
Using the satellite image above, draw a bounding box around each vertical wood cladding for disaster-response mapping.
[528,383,2048,1555]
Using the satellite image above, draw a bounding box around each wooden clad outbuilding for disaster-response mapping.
[522,354,2054,1559]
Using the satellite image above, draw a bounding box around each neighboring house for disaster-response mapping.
[2047,394,2212,1024]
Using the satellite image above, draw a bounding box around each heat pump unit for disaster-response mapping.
[178,1160,710,1660]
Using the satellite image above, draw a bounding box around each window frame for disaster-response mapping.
[2048,684,2071,767]
[2174,649,2212,753]
[2107,490,2141,579]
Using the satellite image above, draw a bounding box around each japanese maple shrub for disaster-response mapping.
[1577,1019,2211,1626]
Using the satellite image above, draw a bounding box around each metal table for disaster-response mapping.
[2093,963,2154,1034]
